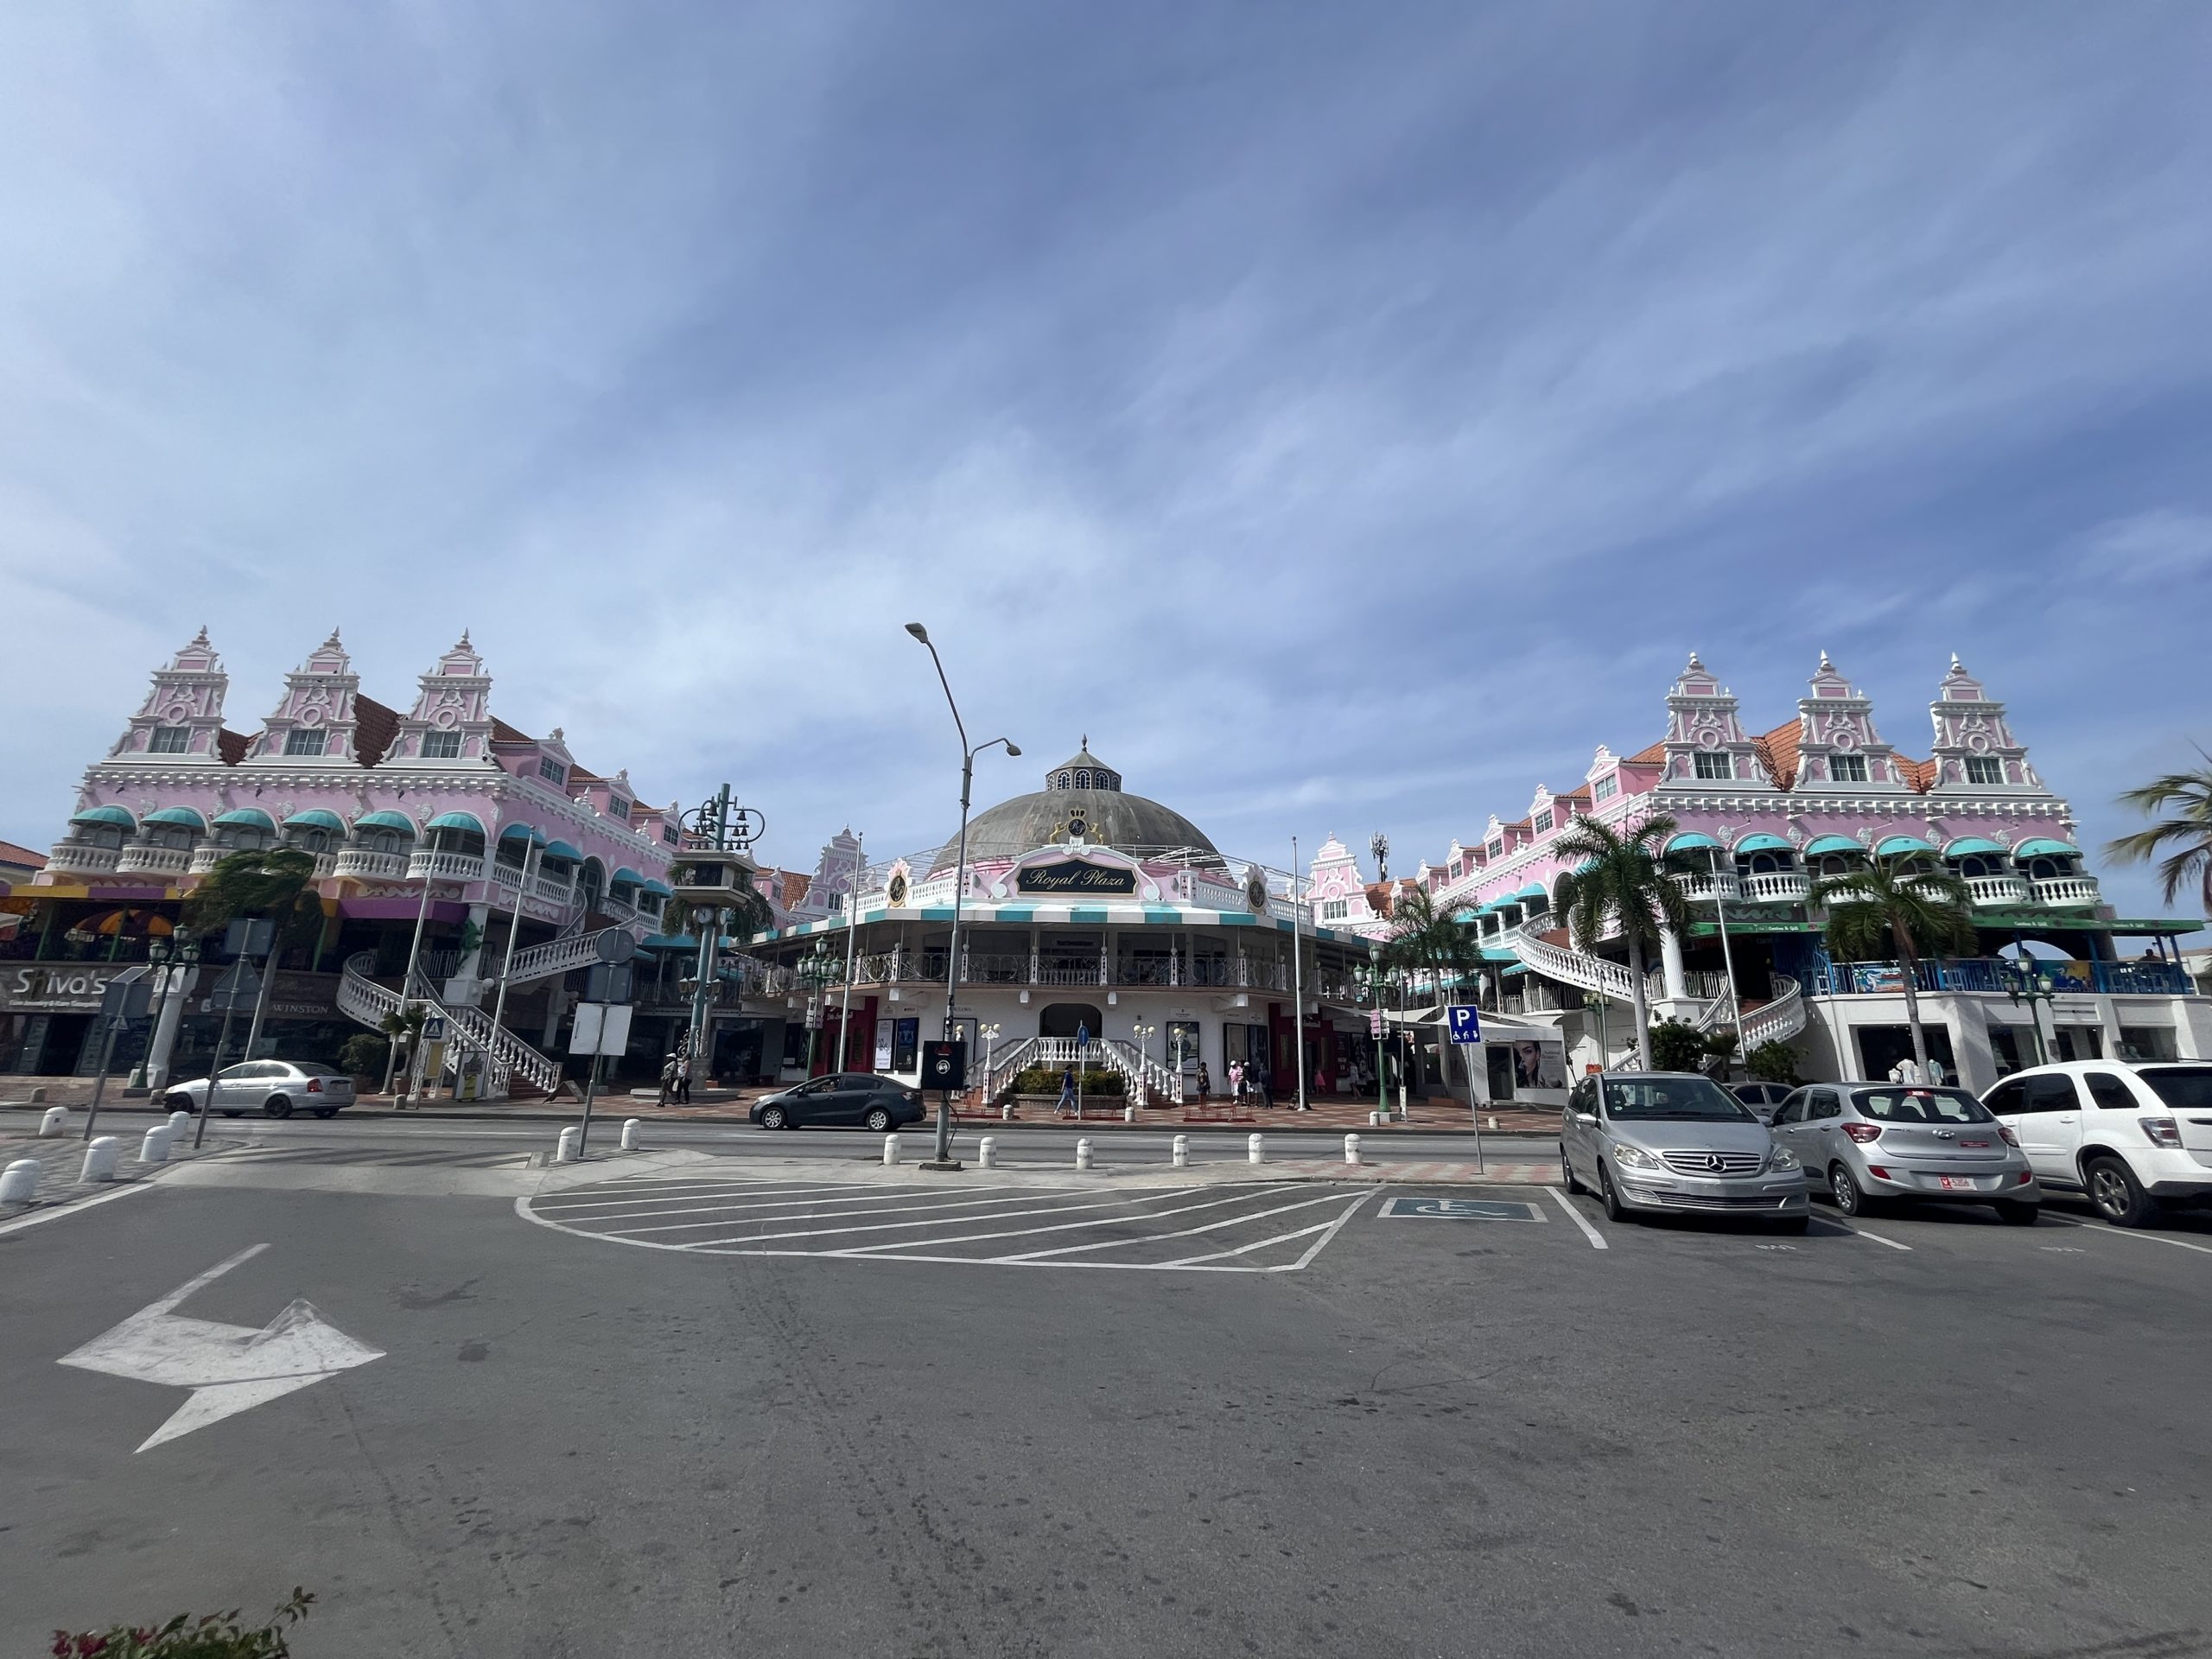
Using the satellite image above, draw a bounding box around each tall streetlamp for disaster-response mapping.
[800,937,834,1077]
[140,934,202,1094]
[905,621,1020,1168]
[1366,943,1389,1123]
[1707,845,1744,1071]
[1290,834,1308,1111]
[835,830,865,1071]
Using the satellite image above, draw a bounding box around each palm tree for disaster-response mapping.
[1380,887,1484,1005]
[2107,760,2212,911]
[1808,858,1976,1077]
[1551,814,1690,1070]
[181,847,327,957]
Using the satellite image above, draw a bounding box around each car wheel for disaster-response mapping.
[1828,1163,1868,1217]
[2085,1156,2158,1228]
[1993,1198,2039,1226]
[864,1106,893,1133]
[311,1107,339,1119]
[1599,1160,1628,1224]
[760,1103,788,1131]
[264,1096,295,1119]
[1559,1143,1583,1195]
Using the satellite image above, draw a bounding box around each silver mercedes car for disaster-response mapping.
[1560,1071,1808,1230]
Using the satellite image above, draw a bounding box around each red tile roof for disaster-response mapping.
[353,696,399,767]
[1751,718,1802,791]
[1624,739,1667,765]
[0,839,47,870]
[1897,755,1938,793]
[489,717,534,747]
[216,728,251,766]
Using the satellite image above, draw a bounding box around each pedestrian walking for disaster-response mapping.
[656,1053,677,1108]
[1228,1058,1244,1102]
[1056,1065,1077,1117]
[675,1050,692,1104]
[1196,1060,1211,1103]
[1255,1059,1274,1110]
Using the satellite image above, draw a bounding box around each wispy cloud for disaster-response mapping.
[0,3,2208,915]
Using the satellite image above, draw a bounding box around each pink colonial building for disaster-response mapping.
[1322,653,2208,1098]
[8,630,683,1090]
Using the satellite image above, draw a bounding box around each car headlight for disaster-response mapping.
[1611,1143,1664,1172]
[1766,1145,1802,1173]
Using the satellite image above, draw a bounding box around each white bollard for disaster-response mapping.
[139,1127,172,1165]
[883,1133,900,1166]
[38,1107,68,1137]
[554,1127,580,1164]
[81,1136,120,1183]
[620,1118,642,1152]
[1172,1134,1189,1168]
[167,1109,192,1138]
[1076,1137,1093,1171]
[1248,1132,1265,1165]
[1344,1133,1362,1166]
[1001,1103,1013,1122]
[0,1159,41,1204]
[1123,1104,1136,1123]
[1369,1110,1384,1128]
[979,1135,997,1169]
[1485,1115,1499,1131]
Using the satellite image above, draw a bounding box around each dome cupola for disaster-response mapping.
[1046,737,1122,793]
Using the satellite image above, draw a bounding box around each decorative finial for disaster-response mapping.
[1949,651,1962,669]
[321,626,344,650]
[1819,648,1831,668]
[1686,650,1704,671]
[459,628,471,647]
[189,626,211,649]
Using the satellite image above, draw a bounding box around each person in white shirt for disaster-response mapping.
[1888,1056,1924,1085]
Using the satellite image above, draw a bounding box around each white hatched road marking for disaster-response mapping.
[1544,1186,1609,1249]
[520,1175,1375,1272]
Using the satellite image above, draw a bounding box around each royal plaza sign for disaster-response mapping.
[1014,859,1140,897]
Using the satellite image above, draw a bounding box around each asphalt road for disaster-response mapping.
[4,1151,2210,1658]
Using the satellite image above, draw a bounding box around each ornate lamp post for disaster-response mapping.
[2001,953,2056,1070]
[800,937,836,1077]
[1366,943,1389,1122]
[139,933,202,1093]
[905,621,1020,1169]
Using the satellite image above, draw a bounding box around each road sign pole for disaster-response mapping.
[576,1049,606,1156]
[80,1014,126,1145]
[193,997,239,1150]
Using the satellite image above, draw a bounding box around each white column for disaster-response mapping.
[1659,927,1689,1004]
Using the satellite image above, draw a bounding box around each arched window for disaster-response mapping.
[1076,769,1091,788]
[1057,772,1071,790]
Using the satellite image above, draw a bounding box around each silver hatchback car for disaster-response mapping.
[1770,1082,2039,1224]
[1560,1071,1808,1230]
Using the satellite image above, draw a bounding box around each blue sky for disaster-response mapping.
[3,3,2209,916]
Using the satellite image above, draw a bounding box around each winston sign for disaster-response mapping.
[1015,859,1139,897]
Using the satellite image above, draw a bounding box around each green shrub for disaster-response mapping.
[1012,1065,1125,1096]
[54,1589,313,1657]
[336,1033,388,1079]
[1648,1020,1707,1073]
[1745,1039,1801,1085]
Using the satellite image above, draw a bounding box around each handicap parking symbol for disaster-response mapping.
[1379,1197,1541,1222]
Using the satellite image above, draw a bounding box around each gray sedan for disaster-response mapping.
[1770,1082,2039,1223]
[162,1060,356,1119]
[1560,1071,1808,1230]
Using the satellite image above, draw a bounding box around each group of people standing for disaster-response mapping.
[1193,1057,1301,1109]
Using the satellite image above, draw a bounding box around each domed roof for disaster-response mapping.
[928,740,1221,873]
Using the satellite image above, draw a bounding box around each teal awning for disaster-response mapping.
[425,810,486,835]
[1143,906,1182,925]
[609,867,645,888]
[143,806,207,829]
[354,810,415,832]
[992,905,1037,924]
[1802,835,1859,856]
[1515,882,1547,899]
[2013,837,2079,857]
[1734,834,1791,855]
[498,823,549,845]
[1943,836,2006,856]
[212,808,276,831]
[1875,835,1936,857]
[282,809,346,832]
[71,804,136,827]
[1068,906,1110,925]
[541,839,582,861]
[1666,831,1721,853]
[641,879,673,897]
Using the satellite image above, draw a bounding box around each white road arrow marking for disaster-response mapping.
[57,1243,385,1452]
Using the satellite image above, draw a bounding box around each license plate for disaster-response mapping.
[1937,1176,1979,1191]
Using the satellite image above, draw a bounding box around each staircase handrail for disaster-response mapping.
[500,926,630,988]
[1739,976,1806,1046]
[1107,1037,1184,1105]
[1511,932,1638,1002]
[980,1036,1040,1103]
[340,951,563,1097]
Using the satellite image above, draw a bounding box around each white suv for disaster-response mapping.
[1980,1062,2212,1227]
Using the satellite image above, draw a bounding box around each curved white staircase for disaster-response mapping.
[1511,933,1808,1051]
[494,926,639,988]
[338,952,565,1097]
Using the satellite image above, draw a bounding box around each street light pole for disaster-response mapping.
[1709,846,1744,1071]
[486,836,542,1096]
[906,621,1019,1168]
[1291,835,1308,1111]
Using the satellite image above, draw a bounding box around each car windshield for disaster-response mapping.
[2140,1067,2212,1110]
[1603,1077,1753,1122]
[1852,1087,1993,1123]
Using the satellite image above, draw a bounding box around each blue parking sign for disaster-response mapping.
[1446,1005,1482,1044]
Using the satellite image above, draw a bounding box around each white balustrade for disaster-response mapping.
[1670,869,1743,904]
[1964,874,2031,907]
[407,850,488,883]
[117,842,192,875]
[334,849,410,880]
[2032,875,2101,906]
[1739,871,1810,904]
[531,874,575,905]
[46,842,121,874]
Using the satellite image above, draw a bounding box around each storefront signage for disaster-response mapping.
[1016,859,1138,897]
[0,963,132,1012]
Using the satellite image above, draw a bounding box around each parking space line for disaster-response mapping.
[2042,1214,2212,1255]
[536,1184,1037,1218]
[990,1192,1353,1262]
[1806,1214,1911,1249]
[680,1184,1226,1250]
[0,1178,165,1237]
[534,1182,916,1213]
[830,1185,1294,1255]
[1544,1187,1608,1249]
[572,1190,1091,1236]
[1153,1213,1351,1268]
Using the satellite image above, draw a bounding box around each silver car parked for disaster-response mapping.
[163,1060,356,1119]
[1560,1071,1808,1230]
[1770,1082,2038,1224]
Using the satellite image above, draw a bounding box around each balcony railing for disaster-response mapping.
[333,849,410,880]
[532,874,574,906]
[1817,957,2192,996]
[116,843,192,876]
[2032,875,2101,906]
[1964,874,2031,907]
[408,850,488,883]
[47,842,120,875]
[1738,871,1809,904]
[311,853,338,880]
[1671,870,1743,904]
[188,844,228,874]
